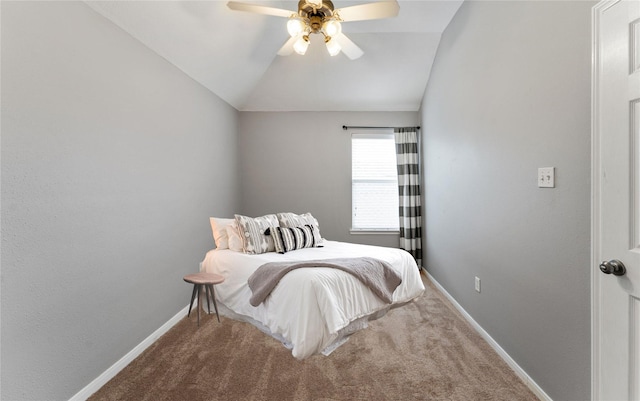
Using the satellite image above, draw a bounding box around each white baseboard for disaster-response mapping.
[69,304,190,401]
[424,271,552,401]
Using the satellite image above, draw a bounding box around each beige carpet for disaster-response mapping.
[89,275,539,400]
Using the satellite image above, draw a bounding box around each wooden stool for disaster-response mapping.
[183,272,225,326]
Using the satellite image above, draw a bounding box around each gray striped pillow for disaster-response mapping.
[269,225,322,254]
[234,214,279,254]
[276,212,323,246]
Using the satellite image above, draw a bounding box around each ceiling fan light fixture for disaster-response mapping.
[293,35,310,55]
[287,17,306,37]
[325,37,341,56]
[322,19,341,37]
[228,0,381,60]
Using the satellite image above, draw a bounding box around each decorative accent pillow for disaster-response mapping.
[276,212,324,245]
[234,214,279,254]
[226,223,243,252]
[268,225,322,254]
[210,217,235,250]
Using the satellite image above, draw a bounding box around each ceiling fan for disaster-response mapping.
[227,0,400,60]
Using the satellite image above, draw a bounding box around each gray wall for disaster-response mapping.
[238,111,419,248]
[420,1,593,400]
[1,2,238,400]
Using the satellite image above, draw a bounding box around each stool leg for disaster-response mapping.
[188,284,198,317]
[206,285,215,315]
[196,285,201,327]
[209,284,220,323]
[205,284,212,314]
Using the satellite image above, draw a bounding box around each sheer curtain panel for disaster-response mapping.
[394,128,422,269]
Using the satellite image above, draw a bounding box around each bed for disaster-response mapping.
[200,213,425,359]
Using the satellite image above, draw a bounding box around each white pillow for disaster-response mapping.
[226,223,243,252]
[209,217,235,250]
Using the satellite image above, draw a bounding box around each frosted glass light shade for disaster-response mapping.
[287,18,306,37]
[325,38,341,56]
[323,19,341,37]
[293,36,310,55]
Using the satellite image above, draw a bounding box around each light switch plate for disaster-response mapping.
[538,167,555,188]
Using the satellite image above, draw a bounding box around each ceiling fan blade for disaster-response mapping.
[334,1,399,22]
[334,33,364,60]
[227,1,296,18]
[277,36,297,56]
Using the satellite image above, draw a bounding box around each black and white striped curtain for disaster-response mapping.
[394,128,422,269]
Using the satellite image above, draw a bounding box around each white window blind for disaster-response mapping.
[351,133,399,231]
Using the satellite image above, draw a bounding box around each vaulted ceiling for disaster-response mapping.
[85,1,463,112]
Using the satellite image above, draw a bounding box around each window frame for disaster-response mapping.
[350,131,400,234]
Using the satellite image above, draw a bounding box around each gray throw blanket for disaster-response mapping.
[248,257,402,307]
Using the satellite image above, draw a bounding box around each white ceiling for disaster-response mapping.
[85,0,463,112]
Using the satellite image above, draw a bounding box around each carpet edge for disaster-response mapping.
[424,270,552,401]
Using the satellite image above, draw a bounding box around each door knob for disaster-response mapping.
[599,259,627,276]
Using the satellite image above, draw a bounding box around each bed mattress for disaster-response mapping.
[200,240,425,359]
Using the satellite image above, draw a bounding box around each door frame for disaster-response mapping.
[591,1,623,398]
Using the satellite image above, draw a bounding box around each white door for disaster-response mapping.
[593,1,640,400]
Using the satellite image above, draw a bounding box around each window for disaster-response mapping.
[351,132,399,232]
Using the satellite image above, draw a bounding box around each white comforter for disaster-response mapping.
[200,240,425,359]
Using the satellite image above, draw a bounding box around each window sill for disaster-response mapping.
[350,230,400,235]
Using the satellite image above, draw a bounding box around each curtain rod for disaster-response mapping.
[342,125,420,130]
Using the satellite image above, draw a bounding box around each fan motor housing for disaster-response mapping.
[298,0,335,19]
[298,0,335,33]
